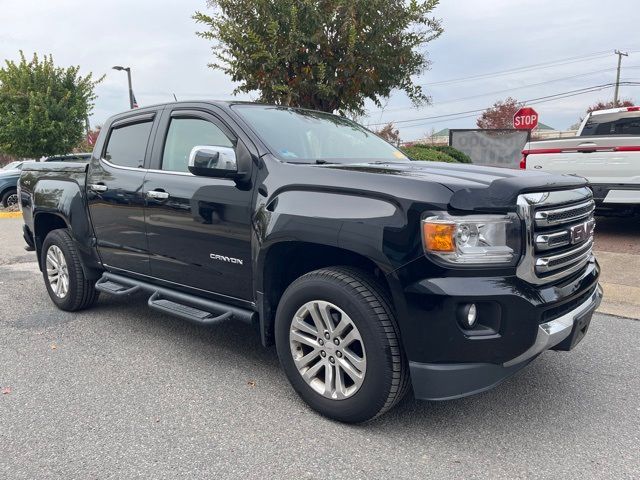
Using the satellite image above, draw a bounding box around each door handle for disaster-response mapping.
[147,190,170,200]
[89,184,108,193]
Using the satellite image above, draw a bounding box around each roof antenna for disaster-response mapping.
[173,93,178,102]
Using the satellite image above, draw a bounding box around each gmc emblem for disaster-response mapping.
[570,220,595,245]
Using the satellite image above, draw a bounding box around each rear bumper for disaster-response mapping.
[591,184,640,209]
[410,284,602,400]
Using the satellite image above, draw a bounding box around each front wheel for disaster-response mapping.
[41,229,99,311]
[275,267,410,423]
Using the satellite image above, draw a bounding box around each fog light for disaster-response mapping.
[458,303,478,329]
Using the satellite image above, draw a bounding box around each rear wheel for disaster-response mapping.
[275,267,410,423]
[1,188,18,208]
[41,229,99,311]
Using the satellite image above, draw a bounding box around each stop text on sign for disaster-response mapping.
[513,107,539,130]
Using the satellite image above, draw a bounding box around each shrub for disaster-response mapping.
[402,145,456,163]
[430,145,472,163]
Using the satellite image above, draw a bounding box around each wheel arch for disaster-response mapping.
[256,241,399,347]
[30,178,102,278]
[33,212,72,270]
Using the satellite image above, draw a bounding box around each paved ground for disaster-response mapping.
[592,215,640,319]
[0,218,638,479]
[593,216,640,255]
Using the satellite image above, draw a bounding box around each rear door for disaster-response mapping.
[143,106,254,301]
[87,111,159,275]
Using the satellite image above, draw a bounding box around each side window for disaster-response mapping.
[161,117,234,173]
[104,121,153,168]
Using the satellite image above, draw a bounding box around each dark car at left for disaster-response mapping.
[1,154,91,208]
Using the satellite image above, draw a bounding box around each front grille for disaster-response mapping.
[517,187,596,284]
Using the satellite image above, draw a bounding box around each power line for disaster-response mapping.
[379,66,627,115]
[420,48,640,87]
[419,50,613,87]
[398,84,640,132]
[368,82,640,128]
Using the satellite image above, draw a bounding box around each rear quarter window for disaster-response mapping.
[104,121,153,168]
[581,113,640,136]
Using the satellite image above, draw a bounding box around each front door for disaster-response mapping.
[143,108,254,301]
[87,113,157,275]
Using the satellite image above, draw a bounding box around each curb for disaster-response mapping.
[0,211,22,219]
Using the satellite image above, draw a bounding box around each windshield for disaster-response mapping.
[233,105,408,164]
[1,161,22,171]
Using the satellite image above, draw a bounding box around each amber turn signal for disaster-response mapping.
[422,222,456,252]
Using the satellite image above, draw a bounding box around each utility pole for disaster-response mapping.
[613,50,629,107]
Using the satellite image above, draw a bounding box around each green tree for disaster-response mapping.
[0,52,102,159]
[194,0,443,115]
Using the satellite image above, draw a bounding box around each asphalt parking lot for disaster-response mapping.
[0,217,638,479]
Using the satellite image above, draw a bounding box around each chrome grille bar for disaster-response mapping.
[535,230,571,251]
[535,239,593,274]
[534,200,595,227]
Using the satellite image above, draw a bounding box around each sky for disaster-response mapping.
[1,0,638,142]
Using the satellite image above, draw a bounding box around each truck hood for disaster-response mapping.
[323,161,587,212]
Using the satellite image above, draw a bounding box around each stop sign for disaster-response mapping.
[513,107,539,130]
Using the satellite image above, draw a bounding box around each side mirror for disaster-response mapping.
[188,145,238,178]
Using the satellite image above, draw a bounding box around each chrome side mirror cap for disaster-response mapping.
[188,145,238,178]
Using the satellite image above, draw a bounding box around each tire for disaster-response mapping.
[275,267,410,423]
[41,229,99,311]
[1,188,18,208]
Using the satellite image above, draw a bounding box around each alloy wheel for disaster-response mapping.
[289,300,367,400]
[45,245,70,298]
[6,193,18,207]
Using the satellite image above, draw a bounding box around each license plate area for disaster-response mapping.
[552,306,595,351]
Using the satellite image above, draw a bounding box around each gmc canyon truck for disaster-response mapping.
[523,105,640,215]
[19,102,602,422]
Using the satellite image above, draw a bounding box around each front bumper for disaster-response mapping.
[392,256,601,401]
[409,284,602,400]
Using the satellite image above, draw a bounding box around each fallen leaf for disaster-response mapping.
[247,380,256,388]
[50,344,57,350]
[1,387,12,395]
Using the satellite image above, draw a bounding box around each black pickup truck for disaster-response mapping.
[19,101,602,422]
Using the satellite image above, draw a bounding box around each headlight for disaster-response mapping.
[422,213,520,265]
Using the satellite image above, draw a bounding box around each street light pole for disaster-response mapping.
[112,65,135,109]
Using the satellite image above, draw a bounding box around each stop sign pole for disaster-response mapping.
[513,107,539,130]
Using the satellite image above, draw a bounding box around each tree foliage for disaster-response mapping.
[586,98,634,113]
[0,52,102,158]
[476,97,521,130]
[569,98,635,129]
[194,0,443,115]
[373,122,401,145]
